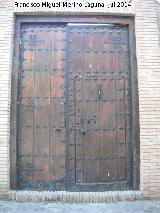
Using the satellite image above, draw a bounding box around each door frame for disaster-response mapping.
[10,15,139,191]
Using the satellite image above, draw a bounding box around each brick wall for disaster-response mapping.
[135,0,160,198]
[155,0,160,45]
[0,0,14,198]
[0,0,160,198]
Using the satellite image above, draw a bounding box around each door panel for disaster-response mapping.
[17,24,66,190]
[67,24,132,190]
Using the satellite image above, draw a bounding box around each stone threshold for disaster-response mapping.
[8,190,144,202]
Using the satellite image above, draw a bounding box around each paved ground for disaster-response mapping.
[0,200,160,213]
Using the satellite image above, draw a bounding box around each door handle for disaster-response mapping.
[54,125,64,134]
[79,129,87,135]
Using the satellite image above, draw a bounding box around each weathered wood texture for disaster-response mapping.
[17,24,66,190]
[67,25,132,191]
[12,19,136,191]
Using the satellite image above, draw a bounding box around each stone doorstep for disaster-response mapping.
[8,190,144,203]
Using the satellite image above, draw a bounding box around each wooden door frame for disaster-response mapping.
[10,15,139,190]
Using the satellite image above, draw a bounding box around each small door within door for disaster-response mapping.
[66,24,132,191]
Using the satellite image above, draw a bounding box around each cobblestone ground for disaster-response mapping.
[0,200,160,213]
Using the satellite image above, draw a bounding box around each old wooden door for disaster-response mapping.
[66,24,132,191]
[17,24,66,190]
[16,22,132,191]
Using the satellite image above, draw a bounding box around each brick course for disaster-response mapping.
[155,0,160,45]
[0,0,160,199]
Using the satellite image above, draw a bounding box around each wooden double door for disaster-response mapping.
[15,22,133,191]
